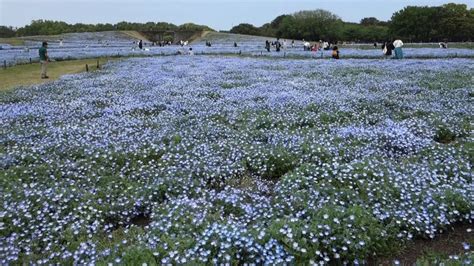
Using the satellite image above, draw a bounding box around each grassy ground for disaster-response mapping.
[0,37,25,46]
[0,58,115,91]
[122,31,150,42]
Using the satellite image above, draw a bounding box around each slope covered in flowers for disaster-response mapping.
[1,56,473,264]
[1,30,473,67]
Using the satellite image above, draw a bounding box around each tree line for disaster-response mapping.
[1,3,473,42]
[0,20,213,38]
[230,3,474,42]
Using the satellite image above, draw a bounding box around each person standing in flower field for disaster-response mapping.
[393,39,404,59]
[382,41,395,58]
[39,41,49,79]
[332,46,340,59]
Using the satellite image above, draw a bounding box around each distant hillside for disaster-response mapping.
[0,31,149,47]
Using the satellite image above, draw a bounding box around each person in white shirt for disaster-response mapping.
[393,39,404,59]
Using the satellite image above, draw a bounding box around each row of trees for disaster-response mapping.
[230,11,389,42]
[0,20,214,37]
[0,26,16,38]
[230,3,474,42]
[1,3,472,42]
[390,3,474,42]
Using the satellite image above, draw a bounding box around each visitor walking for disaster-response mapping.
[265,40,271,52]
[138,40,143,49]
[39,41,49,79]
[393,39,404,59]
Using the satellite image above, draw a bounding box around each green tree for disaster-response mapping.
[438,3,474,41]
[0,26,16,37]
[360,17,380,26]
[389,3,474,42]
[230,23,261,35]
[287,10,343,41]
[177,23,213,32]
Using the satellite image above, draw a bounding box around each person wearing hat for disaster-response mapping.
[39,41,49,79]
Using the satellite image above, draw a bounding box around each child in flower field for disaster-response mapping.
[332,46,340,59]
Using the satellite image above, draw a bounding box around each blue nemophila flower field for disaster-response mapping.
[1,30,474,67]
[0,56,473,264]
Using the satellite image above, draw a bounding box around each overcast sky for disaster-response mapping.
[1,0,472,30]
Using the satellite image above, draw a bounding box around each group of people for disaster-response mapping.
[381,39,404,59]
[37,36,411,79]
[304,40,333,52]
[152,41,173,47]
[265,39,294,52]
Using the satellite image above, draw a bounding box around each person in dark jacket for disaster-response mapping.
[332,46,339,59]
[382,41,395,57]
[275,39,281,52]
[39,41,49,79]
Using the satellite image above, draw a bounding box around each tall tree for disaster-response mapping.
[230,23,261,36]
[360,17,380,26]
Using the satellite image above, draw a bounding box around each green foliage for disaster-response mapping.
[244,146,299,180]
[0,26,16,38]
[360,17,386,26]
[120,247,157,265]
[434,127,456,144]
[227,9,390,42]
[12,20,214,37]
[389,4,474,42]
[177,23,213,32]
[230,23,262,36]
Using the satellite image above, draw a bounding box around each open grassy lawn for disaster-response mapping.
[0,58,115,91]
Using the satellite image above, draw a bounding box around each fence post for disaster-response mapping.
[239,50,241,55]
[30,58,32,64]
[97,59,100,69]
[86,64,89,72]
[3,60,6,69]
